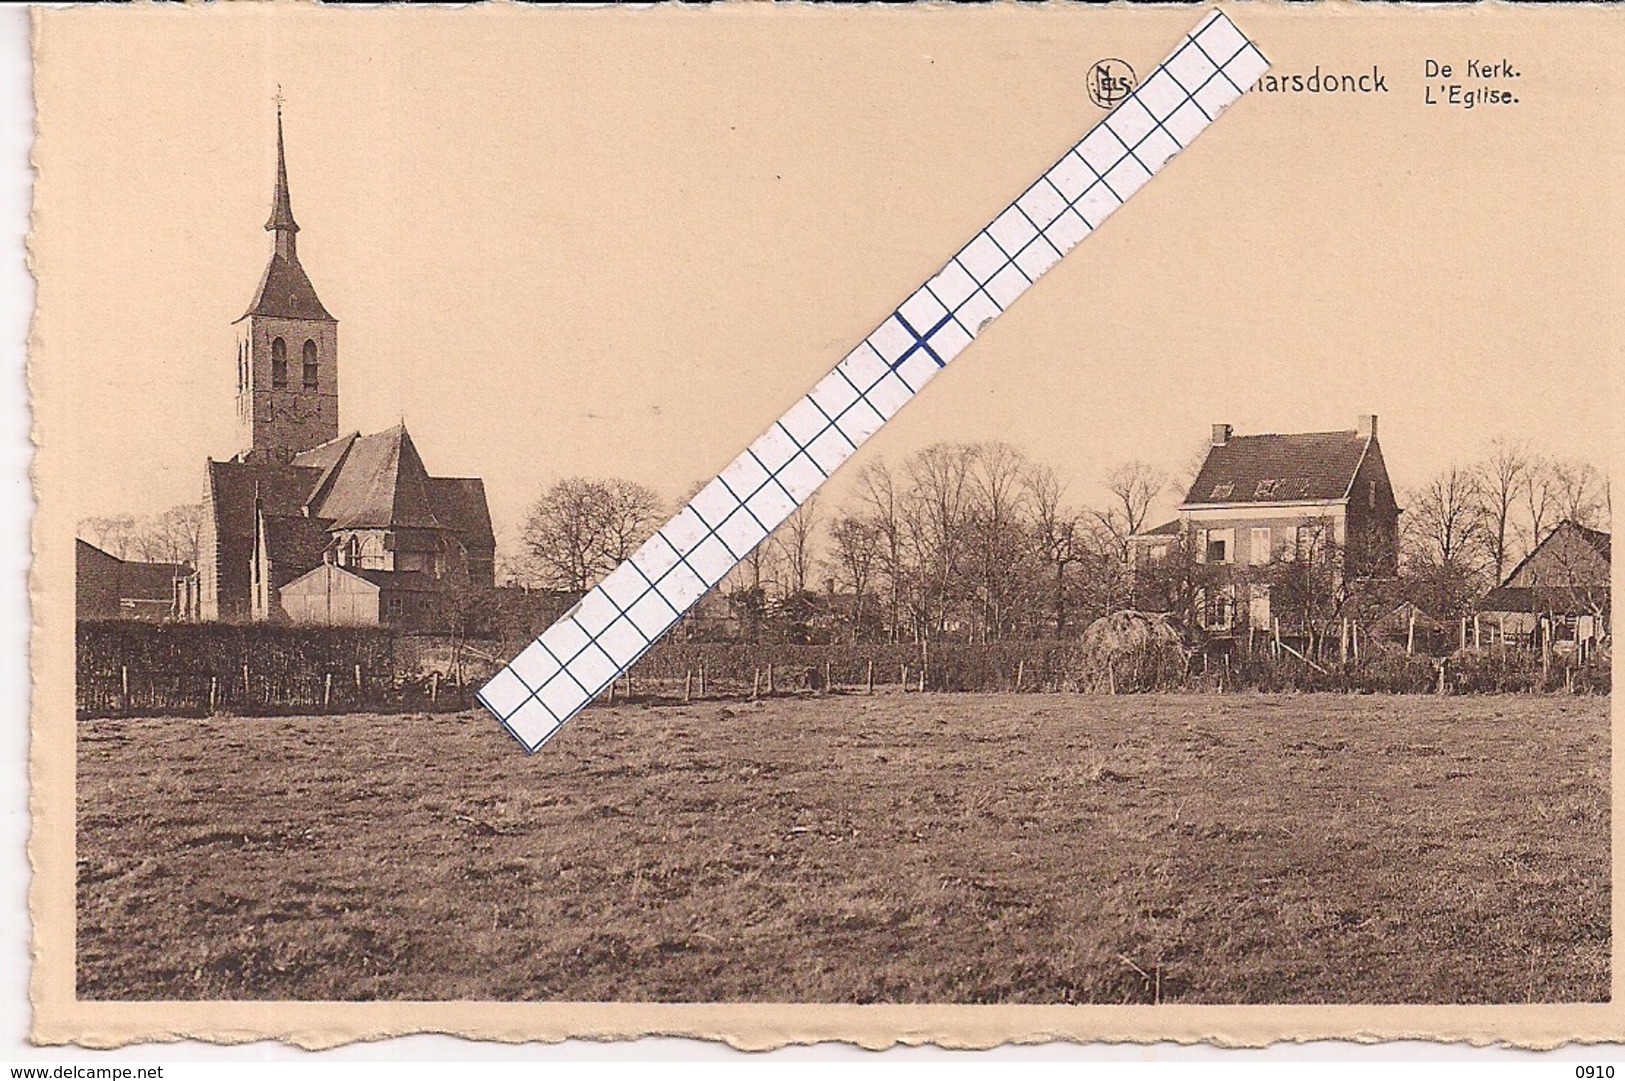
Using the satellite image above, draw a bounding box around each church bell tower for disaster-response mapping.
[234,102,339,462]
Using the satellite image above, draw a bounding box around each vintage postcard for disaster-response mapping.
[28,2,1623,1049]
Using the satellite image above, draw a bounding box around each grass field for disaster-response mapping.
[77,692,1609,1004]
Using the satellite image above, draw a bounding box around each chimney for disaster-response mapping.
[1357,414,1377,440]
[1210,423,1232,447]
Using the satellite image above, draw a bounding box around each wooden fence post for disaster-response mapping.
[1473,614,1481,650]
[766,664,774,695]
[607,680,615,705]
[751,668,761,699]
[431,672,439,704]
[684,670,693,703]
[209,675,218,714]
[866,659,874,695]
[824,659,832,694]
[242,664,251,703]
[323,672,332,708]
[1016,658,1025,692]
[120,666,130,712]
[698,663,706,698]
[901,664,909,692]
[918,667,926,694]
[1406,613,1415,656]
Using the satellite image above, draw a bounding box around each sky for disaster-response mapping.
[33,5,1619,556]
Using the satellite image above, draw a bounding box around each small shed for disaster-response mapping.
[279,563,446,629]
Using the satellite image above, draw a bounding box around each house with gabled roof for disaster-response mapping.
[1130,415,1399,636]
[1478,520,1610,651]
[189,108,495,626]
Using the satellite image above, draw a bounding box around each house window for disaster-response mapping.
[1210,483,1234,500]
[302,339,319,389]
[417,598,431,612]
[387,596,403,614]
[1255,479,1279,499]
[1206,528,1233,564]
[1250,527,1272,566]
[271,337,288,388]
[1294,524,1314,561]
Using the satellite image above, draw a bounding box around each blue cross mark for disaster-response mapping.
[891,309,957,371]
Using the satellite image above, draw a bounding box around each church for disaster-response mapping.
[186,110,495,627]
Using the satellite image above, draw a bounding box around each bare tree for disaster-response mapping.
[1402,465,1488,616]
[965,442,1033,641]
[1472,438,1528,585]
[1551,458,1608,530]
[827,512,879,642]
[773,491,821,597]
[1027,462,1085,637]
[521,476,663,592]
[902,443,978,640]
[1520,455,1558,562]
[77,514,137,559]
[853,459,909,642]
[1091,460,1168,562]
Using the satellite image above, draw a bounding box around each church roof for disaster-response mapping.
[304,425,443,531]
[241,253,334,323]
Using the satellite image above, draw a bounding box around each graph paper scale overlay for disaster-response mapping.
[482,10,1269,751]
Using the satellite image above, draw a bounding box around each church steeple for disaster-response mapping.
[235,97,340,463]
[265,100,299,261]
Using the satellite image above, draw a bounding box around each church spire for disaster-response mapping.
[265,94,299,260]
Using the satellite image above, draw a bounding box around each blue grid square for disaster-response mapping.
[834,397,887,446]
[806,424,855,474]
[1196,13,1247,63]
[780,396,829,445]
[1106,97,1157,149]
[749,425,800,475]
[1014,236,1061,280]
[863,371,915,419]
[1195,71,1241,117]
[893,349,942,395]
[746,477,799,530]
[597,616,647,666]
[926,317,973,364]
[926,260,978,310]
[656,558,709,610]
[984,263,1030,309]
[568,641,620,694]
[868,315,916,365]
[537,670,589,717]
[509,638,562,691]
[571,588,620,636]
[777,452,826,501]
[717,505,769,557]
[687,533,737,585]
[630,532,682,585]
[599,562,649,611]
[506,695,564,749]
[1164,99,1210,145]
[1045,207,1091,254]
[720,450,771,500]
[809,370,860,422]
[1047,151,1098,202]
[836,343,890,396]
[988,205,1039,256]
[899,287,948,333]
[689,477,742,528]
[1166,39,1219,92]
[1074,181,1121,229]
[539,618,591,664]
[1105,155,1153,201]
[479,666,532,718]
[1134,71,1188,122]
[958,233,1008,284]
[1225,46,1269,90]
[954,289,1001,337]
[1078,126,1129,178]
[660,509,709,558]
[1135,126,1181,174]
[626,588,680,639]
[1016,178,1068,229]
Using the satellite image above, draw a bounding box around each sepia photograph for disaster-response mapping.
[25,2,1620,1049]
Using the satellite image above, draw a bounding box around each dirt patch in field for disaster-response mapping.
[76,693,1609,1003]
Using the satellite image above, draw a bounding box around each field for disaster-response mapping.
[77,692,1609,1004]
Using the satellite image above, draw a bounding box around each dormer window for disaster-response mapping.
[1255,479,1279,499]
[1210,483,1234,500]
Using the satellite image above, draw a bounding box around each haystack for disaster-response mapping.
[1076,610,1189,693]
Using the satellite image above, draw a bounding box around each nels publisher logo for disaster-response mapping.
[1087,58,1137,108]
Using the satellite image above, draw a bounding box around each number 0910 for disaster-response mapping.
[1577,1068,1615,1079]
